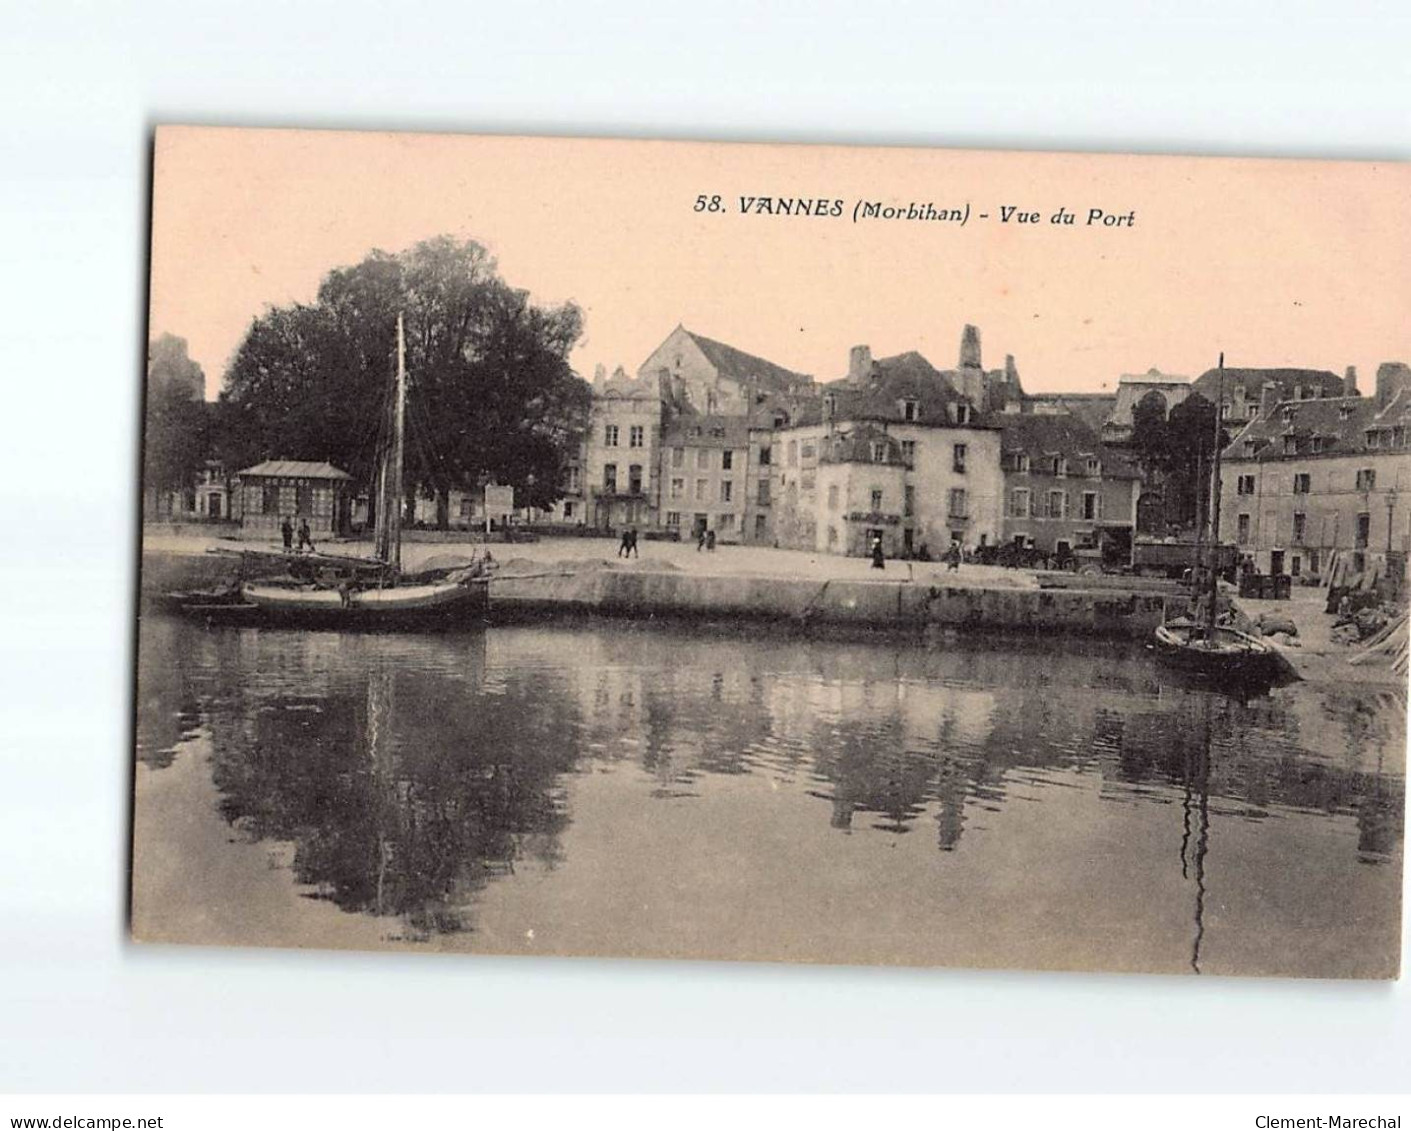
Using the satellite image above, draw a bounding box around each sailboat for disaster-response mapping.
[1153,353,1280,683]
[237,314,492,628]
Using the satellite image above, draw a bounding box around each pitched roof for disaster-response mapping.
[683,330,812,394]
[661,413,751,448]
[996,411,1140,479]
[817,422,905,465]
[1193,366,1344,403]
[1223,396,1380,462]
[237,460,352,480]
[1022,393,1117,435]
[794,351,981,428]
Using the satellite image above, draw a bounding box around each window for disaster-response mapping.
[755,514,767,538]
[666,511,680,527]
[1291,555,1301,577]
[823,393,837,418]
[1356,468,1376,491]
[1311,435,1326,454]
[870,488,884,512]
[460,497,474,519]
[718,513,735,532]
[710,426,725,439]
[787,441,798,467]
[948,488,967,518]
[261,483,280,515]
[696,449,711,470]
[1082,491,1098,521]
[902,399,918,422]
[757,478,771,505]
[670,477,684,500]
[604,424,619,447]
[295,484,313,516]
[827,484,840,511]
[1307,550,1319,574]
[1365,430,1380,449]
[1283,436,1297,455]
[695,479,709,501]
[1054,457,1067,477]
[900,440,916,465]
[955,404,971,424]
[827,525,838,547]
[1012,452,1031,473]
[1282,406,1296,424]
[1237,513,1251,543]
[671,447,684,468]
[871,441,887,463]
[628,464,643,494]
[904,485,915,517]
[567,466,582,491]
[1047,490,1067,519]
[1291,472,1311,494]
[800,469,815,491]
[1237,474,1257,495]
[1243,440,1257,457]
[720,480,733,503]
[629,425,644,448]
[1356,512,1371,548]
[952,443,967,473]
[758,445,772,466]
[1010,488,1030,518]
[1086,458,1101,476]
[1293,512,1306,543]
[562,502,574,519]
[721,450,733,470]
[603,464,617,493]
[800,442,816,462]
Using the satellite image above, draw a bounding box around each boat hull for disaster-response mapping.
[235,578,489,630]
[1153,623,1283,685]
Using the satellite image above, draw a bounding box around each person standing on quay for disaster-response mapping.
[618,529,632,558]
[297,518,314,553]
[628,528,640,558]
[871,534,885,570]
[281,516,294,552]
[706,529,716,552]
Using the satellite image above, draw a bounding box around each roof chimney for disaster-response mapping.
[959,324,982,370]
[1344,365,1359,397]
[1260,381,1279,417]
[848,345,872,383]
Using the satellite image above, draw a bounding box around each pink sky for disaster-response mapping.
[149,127,1411,402]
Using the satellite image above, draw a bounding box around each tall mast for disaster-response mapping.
[389,312,407,574]
[1206,353,1225,636]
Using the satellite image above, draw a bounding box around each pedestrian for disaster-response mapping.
[297,518,314,552]
[946,541,962,572]
[628,527,639,558]
[618,529,631,558]
[280,516,294,552]
[706,529,716,552]
[870,534,885,570]
[697,527,707,552]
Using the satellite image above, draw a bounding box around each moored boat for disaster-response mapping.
[1153,620,1281,683]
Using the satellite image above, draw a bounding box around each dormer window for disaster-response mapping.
[1365,430,1379,449]
[1283,435,1297,455]
[1282,406,1296,424]
[1243,440,1256,457]
[1311,435,1325,454]
[1053,457,1067,477]
[870,441,888,464]
[823,393,837,417]
[1014,452,1030,473]
[955,403,971,425]
[1085,457,1101,476]
[901,399,918,422]
[1339,404,1353,420]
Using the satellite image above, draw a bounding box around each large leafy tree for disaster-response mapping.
[1127,391,1227,530]
[218,237,590,526]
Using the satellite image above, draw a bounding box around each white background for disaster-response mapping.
[1,0,1408,1094]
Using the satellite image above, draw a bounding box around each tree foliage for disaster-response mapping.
[218,237,591,524]
[1127,390,1228,529]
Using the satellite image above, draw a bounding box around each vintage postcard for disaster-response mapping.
[134,126,1408,977]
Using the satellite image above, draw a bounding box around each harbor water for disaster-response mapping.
[132,615,1405,977]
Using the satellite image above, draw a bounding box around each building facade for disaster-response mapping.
[995,412,1140,559]
[583,366,662,530]
[1218,363,1411,581]
[771,348,1004,557]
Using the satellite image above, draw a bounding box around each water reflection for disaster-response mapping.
[133,616,1406,973]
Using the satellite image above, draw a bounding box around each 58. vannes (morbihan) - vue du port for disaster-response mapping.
[134,131,1407,980]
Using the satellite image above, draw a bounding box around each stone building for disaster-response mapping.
[637,324,814,415]
[995,412,1140,560]
[658,414,754,540]
[1192,364,1348,431]
[771,345,1004,558]
[1218,362,1411,581]
[583,365,663,530]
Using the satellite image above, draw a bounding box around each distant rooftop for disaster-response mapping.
[237,460,352,480]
